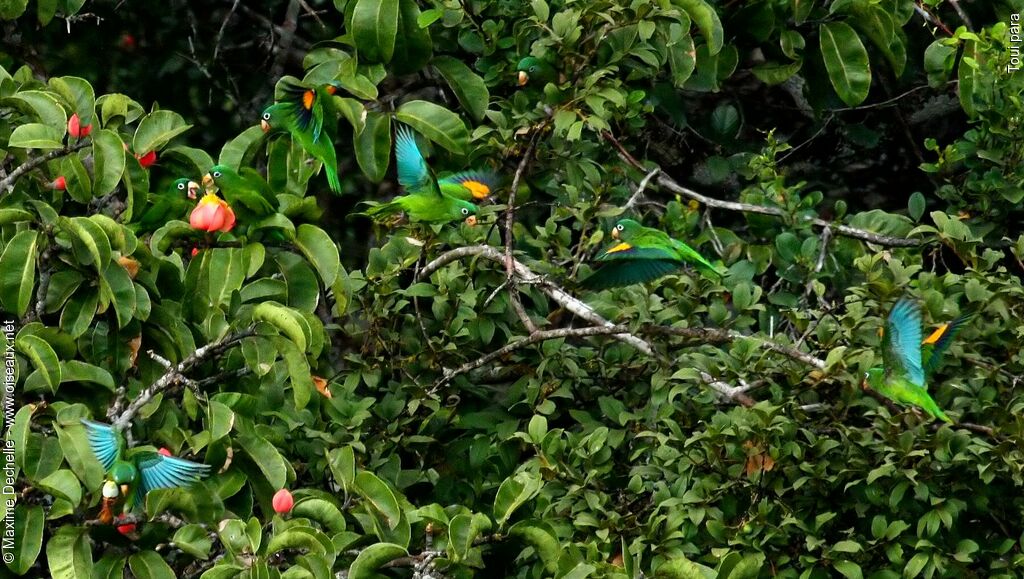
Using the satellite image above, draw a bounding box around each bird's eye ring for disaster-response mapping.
[461,208,470,215]
[177,183,185,190]
[530,66,538,73]
[213,171,222,178]
[262,112,271,121]
[616,224,624,231]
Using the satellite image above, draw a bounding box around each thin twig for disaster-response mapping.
[623,167,660,212]
[946,0,972,30]
[110,328,255,430]
[503,135,539,334]
[602,132,921,247]
[0,141,90,193]
[699,371,756,407]
[212,0,241,61]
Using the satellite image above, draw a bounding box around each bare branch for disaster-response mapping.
[699,371,756,407]
[503,135,539,333]
[623,167,660,212]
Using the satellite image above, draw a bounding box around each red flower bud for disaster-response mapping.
[136,150,157,168]
[190,247,200,258]
[120,34,137,50]
[115,513,137,535]
[189,193,236,233]
[68,113,92,138]
[272,488,294,514]
[52,176,67,190]
[158,447,172,457]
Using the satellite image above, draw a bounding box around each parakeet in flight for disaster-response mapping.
[82,420,210,523]
[581,219,723,290]
[202,164,279,222]
[261,80,342,193]
[360,124,479,226]
[133,178,199,233]
[861,299,971,424]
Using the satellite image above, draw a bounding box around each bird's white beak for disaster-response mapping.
[187,181,200,200]
[260,119,270,133]
[611,228,619,239]
[202,174,215,190]
[464,215,478,227]
[517,71,529,86]
[120,484,130,497]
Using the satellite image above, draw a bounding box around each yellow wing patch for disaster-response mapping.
[462,181,492,199]
[302,90,315,111]
[605,242,633,254]
[923,323,949,345]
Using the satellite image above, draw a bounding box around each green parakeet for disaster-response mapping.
[581,219,723,289]
[133,178,199,233]
[516,56,559,87]
[83,420,209,522]
[202,164,279,222]
[861,299,970,424]
[360,125,479,226]
[260,80,342,193]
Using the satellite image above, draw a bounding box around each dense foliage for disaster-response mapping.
[3,0,1024,578]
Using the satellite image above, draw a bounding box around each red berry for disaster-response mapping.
[120,34,137,50]
[67,113,92,138]
[115,513,136,535]
[136,150,157,168]
[272,489,294,514]
[52,176,67,190]
[158,447,172,457]
[190,247,200,258]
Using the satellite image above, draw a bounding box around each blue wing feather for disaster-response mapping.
[395,125,432,193]
[886,298,925,385]
[136,452,211,504]
[81,420,122,471]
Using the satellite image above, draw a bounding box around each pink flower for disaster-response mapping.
[68,113,92,139]
[189,193,236,233]
[272,489,294,514]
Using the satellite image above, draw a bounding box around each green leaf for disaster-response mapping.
[493,471,542,526]
[91,555,126,579]
[292,498,347,534]
[673,0,723,55]
[0,0,28,20]
[0,230,37,317]
[265,527,330,557]
[48,76,95,123]
[7,123,63,149]
[447,513,491,561]
[7,505,44,574]
[16,334,60,392]
[128,551,176,579]
[329,446,356,493]
[252,302,308,352]
[654,556,716,578]
[9,90,67,131]
[46,526,92,579]
[908,191,926,221]
[38,469,81,506]
[236,432,288,490]
[348,543,407,579]
[294,224,341,287]
[0,208,34,225]
[354,471,402,530]
[432,56,489,122]
[833,560,863,579]
[92,129,126,197]
[395,100,469,154]
[508,521,560,574]
[832,540,862,553]
[352,0,399,63]
[219,125,266,168]
[60,216,111,273]
[133,110,192,154]
[172,525,213,560]
[354,111,391,183]
[819,21,871,106]
[101,260,136,328]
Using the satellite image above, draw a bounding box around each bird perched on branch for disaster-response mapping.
[862,299,972,424]
[82,420,210,524]
[581,219,723,290]
[133,178,199,233]
[202,164,278,222]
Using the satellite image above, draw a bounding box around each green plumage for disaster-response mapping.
[516,57,558,87]
[82,420,210,515]
[863,299,970,424]
[581,219,723,290]
[261,80,342,193]
[203,164,278,222]
[359,125,479,225]
[133,178,198,233]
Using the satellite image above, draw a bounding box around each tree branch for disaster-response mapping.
[110,327,255,430]
[0,141,90,194]
[601,132,921,248]
[503,135,539,333]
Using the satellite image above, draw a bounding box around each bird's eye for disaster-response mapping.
[461,208,470,215]
[177,183,185,190]
[262,112,271,121]
[616,224,624,231]
[530,66,538,73]
[213,171,221,178]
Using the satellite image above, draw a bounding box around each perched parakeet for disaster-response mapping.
[202,164,279,222]
[82,420,210,522]
[360,125,479,226]
[261,80,342,193]
[861,299,970,424]
[516,56,559,87]
[581,219,723,289]
[133,178,200,233]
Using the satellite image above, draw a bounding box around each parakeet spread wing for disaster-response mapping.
[395,125,433,194]
[581,259,682,290]
[883,299,925,386]
[594,242,679,262]
[921,313,972,375]
[439,171,499,200]
[280,81,324,142]
[82,420,123,471]
[135,451,211,505]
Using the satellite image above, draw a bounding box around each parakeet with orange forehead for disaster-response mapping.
[261,79,342,193]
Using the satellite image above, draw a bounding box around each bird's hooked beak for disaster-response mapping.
[120,484,130,497]
[187,180,201,200]
[464,215,478,227]
[202,173,215,191]
[260,119,270,133]
[611,228,620,240]
[517,70,529,86]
